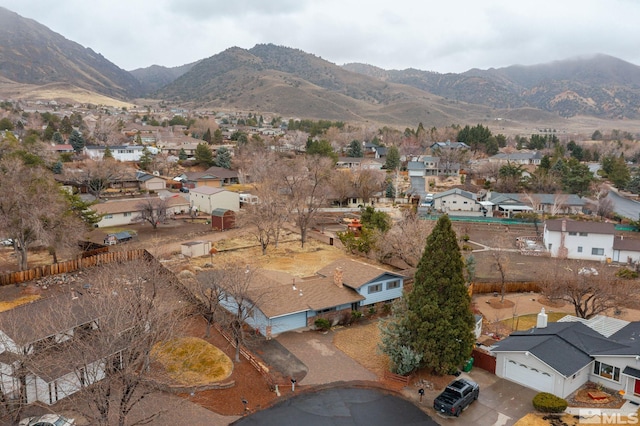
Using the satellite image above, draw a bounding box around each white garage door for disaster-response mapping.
[505,358,554,393]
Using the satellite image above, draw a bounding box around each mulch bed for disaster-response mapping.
[486,297,515,309]
[538,296,566,308]
[566,383,626,409]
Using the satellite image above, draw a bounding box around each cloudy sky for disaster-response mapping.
[2,0,639,73]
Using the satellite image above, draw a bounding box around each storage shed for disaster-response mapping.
[181,241,212,258]
[211,208,235,231]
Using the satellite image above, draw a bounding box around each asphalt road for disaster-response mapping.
[608,190,640,220]
[231,387,437,426]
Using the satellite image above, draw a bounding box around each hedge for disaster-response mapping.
[532,392,568,413]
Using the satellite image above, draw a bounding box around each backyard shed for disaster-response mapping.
[211,208,235,231]
[181,241,212,258]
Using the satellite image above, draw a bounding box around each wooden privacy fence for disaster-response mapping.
[212,323,277,389]
[383,371,411,386]
[472,281,541,294]
[471,348,496,374]
[0,249,147,287]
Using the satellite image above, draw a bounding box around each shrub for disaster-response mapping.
[351,310,363,322]
[368,306,376,316]
[314,318,331,331]
[532,392,568,413]
[616,268,638,279]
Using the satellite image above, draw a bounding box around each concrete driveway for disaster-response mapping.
[428,369,537,426]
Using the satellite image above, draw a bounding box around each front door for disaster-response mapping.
[635,378,640,396]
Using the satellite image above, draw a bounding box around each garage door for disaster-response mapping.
[271,312,308,335]
[505,359,554,393]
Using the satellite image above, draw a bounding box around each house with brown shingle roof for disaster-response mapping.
[543,219,616,260]
[92,195,189,227]
[210,259,404,338]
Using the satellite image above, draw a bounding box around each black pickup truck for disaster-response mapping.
[433,378,479,417]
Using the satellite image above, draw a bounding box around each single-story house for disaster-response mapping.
[430,141,470,151]
[211,258,405,338]
[189,187,240,213]
[492,309,640,405]
[488,151,543,166]
[335,157,384,170]
[543,219,615,261]
[92,196,190,227]
[432,188,486,217]
[136,171,166,191]
[485,192,585,215]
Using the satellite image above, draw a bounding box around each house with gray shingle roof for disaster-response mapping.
[432,188,486,216]
[492,310,640,404]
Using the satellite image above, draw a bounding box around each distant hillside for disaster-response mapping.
[0,7,141,99]
[343,55,640,119]
[155,44,504,126]
[130,62,198,94]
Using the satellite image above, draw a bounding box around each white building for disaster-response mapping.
[189,187,240,213]
[543,219,615,261]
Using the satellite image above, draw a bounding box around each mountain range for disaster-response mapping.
[1,6,640,127]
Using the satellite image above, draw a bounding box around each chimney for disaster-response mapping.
[561,219,567,232]
[333,267,343,288]
[536,307,548,328]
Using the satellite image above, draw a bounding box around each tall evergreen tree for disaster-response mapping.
[194,143,214,166]
[384,146,400,170]
[139,146,153,171]
[68,130,85,154]
[347,140,363,157]
[402,215,475,374]
[203,128,212,144]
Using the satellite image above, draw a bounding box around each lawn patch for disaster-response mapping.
[152,337,233,386]
[500,312,568,331]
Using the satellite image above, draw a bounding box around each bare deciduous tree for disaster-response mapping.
[375,210,435,267]
[197,261,268,362]
[0,258,182,425]
[541,261,632,319]
[0,159,83,270]
[134,197,169,230]
[64,159,126,199]
[279,155,332,247]
[352,168,385,204]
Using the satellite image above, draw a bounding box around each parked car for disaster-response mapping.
[179,186,189,193]
[433,378,479,417]
[19,414,75,426]
[1,238,13,247]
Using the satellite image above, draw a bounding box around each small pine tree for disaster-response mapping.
[178,148,188,161]
[214,146,232,169]
[347,140,363,157]
[385,146,400,170]
[103,146,114,160]
[68,130,85,154]
[139,146,153,171]
[194,143,214,166]
[203,128,212,144]
[53,132,64,144]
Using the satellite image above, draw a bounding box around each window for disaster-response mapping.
[593,361,620,382]
[104,214,113,219]
[579,232,588,236]
[591,248,605,256]
[568,232,577,236]
[123,212,132,217]
[386,280,400,290]
[577,246,583,253]
[368,284,382,294]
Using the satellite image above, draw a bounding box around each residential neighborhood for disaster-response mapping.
[1,93,640,426]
